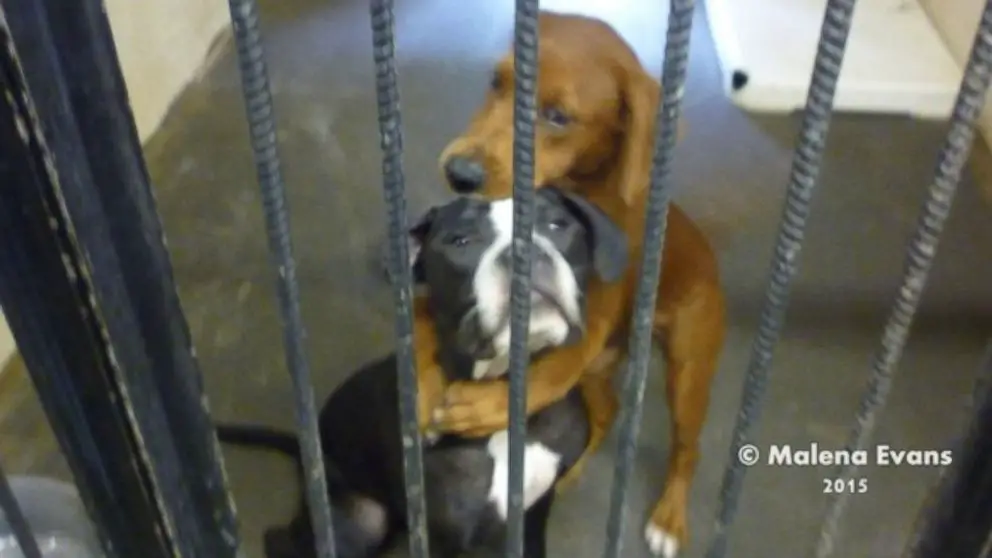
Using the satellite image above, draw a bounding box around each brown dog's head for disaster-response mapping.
[439,12,676,205]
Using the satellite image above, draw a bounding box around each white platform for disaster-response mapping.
[706,0,963,118]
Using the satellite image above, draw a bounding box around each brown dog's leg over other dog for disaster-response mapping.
[556,348,623,492]
[429,278,627,438]
[412,294,448,433]
[645,284,725,558]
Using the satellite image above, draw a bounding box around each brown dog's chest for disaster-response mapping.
[576,188,702,347]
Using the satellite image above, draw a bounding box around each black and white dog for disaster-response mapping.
[216,187,627,558]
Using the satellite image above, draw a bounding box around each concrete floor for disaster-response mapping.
[3,0,992,556]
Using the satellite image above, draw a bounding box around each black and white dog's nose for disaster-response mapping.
[444,156,486,193]
[496,248,553,273]
[532,251,555,283]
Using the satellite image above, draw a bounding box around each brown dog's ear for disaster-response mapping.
[617,68,672,206]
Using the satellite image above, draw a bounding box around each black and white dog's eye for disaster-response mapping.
[447,234,470,247]
[547,218,569,231]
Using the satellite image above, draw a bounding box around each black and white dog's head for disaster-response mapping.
[409,187,627,378]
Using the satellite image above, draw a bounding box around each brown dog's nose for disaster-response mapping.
[444,156,486,193]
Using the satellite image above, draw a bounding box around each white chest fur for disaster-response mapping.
[485,430,562,520]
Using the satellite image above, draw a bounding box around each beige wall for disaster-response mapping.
[0,314,12,369]
[0,0,230,369]
[106,0,231,142]
[920,0,992,139]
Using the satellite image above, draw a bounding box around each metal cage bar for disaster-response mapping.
[602,1,696,556]
[705,1,858,556]
[0,1,242,557]
[812,2,992,554]
[13,0,244,555]
[506,1,542,556]
[0,82,166,557]
[367,2,431,557]
[223,1,337,557]
[0,88,168,555]
[902,341,992,558]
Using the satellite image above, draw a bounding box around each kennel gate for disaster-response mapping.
[0,0,991,556]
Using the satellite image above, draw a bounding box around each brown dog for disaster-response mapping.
[410,12,726,558]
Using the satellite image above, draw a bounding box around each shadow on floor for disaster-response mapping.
[2,0,992,556]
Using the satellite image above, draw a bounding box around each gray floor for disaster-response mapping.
[5,0,992,556]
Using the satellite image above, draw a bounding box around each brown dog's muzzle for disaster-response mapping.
[443,154,487,194]
[440,123,516,199]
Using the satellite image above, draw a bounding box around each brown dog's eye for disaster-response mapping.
[490,72,503,91]
[541,107,571,129]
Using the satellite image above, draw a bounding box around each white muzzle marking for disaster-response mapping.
[470,199,580,381]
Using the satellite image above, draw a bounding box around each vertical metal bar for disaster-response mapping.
[2,1,243,556]
[812,4,992,555]
[507,1,540,556]
[0,11,173,557]
[601,1,695,556]
[20,0,243,554]
[902,341,992,558]
[224,1,337,557]
[367,2,430,557]
[704,2,857,556]
[0,464,44,558]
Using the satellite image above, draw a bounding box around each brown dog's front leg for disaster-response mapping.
[432,312,618,438]
[555,350,623,492]
[645,285,725,558]
[412,295,448,433]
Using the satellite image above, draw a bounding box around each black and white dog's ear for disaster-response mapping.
[550,189,628,283]
[408,206,439,285]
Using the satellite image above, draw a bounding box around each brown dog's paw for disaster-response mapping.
[644,494,687,557]
[433,380,509,436]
